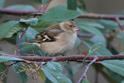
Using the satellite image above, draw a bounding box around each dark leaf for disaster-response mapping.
[0,52,23,62]
[13,64,28,83]
[37,69,46,81]
[0,21,20,39]
[0,56,23,62]
[0,64,7,83]
[101,60,124,77]
[67,0,77,10]
[111,32,124,52]
[19,43,47,56]
[102,68,124,83]
[99,20,118,29]
[76,20,106,45]
[78,0,87,10]
[76,20,104,36]
[16,28,46,56]
[40,5,81,22]
[43,62,72,83]
[82,79,90,83]
[0,0,4,8]
[16,27,38,43]
[5,5,36,11]
[88,43,112,56]
[19,18,38,26]
[121,80,124,83]
[41,0,49,4]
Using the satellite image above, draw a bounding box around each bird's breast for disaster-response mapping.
[40,32,77,54]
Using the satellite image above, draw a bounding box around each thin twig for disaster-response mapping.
[37,0,52,14]
[77,56,98,83]
[44,0,52,11]
[115,17,124,30]
[15,28,28,55]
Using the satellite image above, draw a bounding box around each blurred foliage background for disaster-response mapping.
[0,0,124,83]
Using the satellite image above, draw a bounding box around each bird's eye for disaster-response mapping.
[69,24,73,27]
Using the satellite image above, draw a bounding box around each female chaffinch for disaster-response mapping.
[34,21,79,55]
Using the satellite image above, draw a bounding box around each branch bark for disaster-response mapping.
[77,13,124,20]
[0,8,124,21]
[13,54,124,62]
[0,8,43,16]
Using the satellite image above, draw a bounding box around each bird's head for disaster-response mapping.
[59,21,79,33]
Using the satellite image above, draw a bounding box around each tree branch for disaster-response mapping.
[114,17,124,30]
[0,8,124,21]
[77,13,124,20]
[77,56,98,83]
[0,8,43,16]
[13,54,124,62]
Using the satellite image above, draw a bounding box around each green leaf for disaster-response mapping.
[17,27,38,43]
[120,20,124,25]
[16,27,46,56]
[76,20,104,29]
[78,0,87,10]
[41,0,49,4]
[40,5,81,22]
[0,53,23,62]
[101,60,124,77]
[31,0,49,4]
[0,56,22,62]
[5,5,36,11]
[37,69,46,81]
[82,79,90,83]
[0,64,7,83]
[76,20,104,36]
[19,43,46,56]
[43,62,72,83]
[19,72,28,83]
[76,20,106,45]
[13,64,28,83]
[33,20,51,31]
[24,27,38,41]
[83,26,102,36]
[88,43,112,56]
[102,68,124,83]
[67,0,77,10]
[90,35,106,46]
[0,64,6,73]
[113,32,124,52]
[20,18,38,26]
[0,0,4,8]
[121,80,124,83]
[99,20,118,29]
[0,21,20,39]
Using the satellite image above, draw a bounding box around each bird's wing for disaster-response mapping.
[35,24,64,43]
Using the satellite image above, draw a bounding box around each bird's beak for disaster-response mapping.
[74,27,80,31]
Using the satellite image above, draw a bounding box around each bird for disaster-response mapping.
[33,21,79,55]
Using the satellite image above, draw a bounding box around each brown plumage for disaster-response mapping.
[34,21,79,54]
